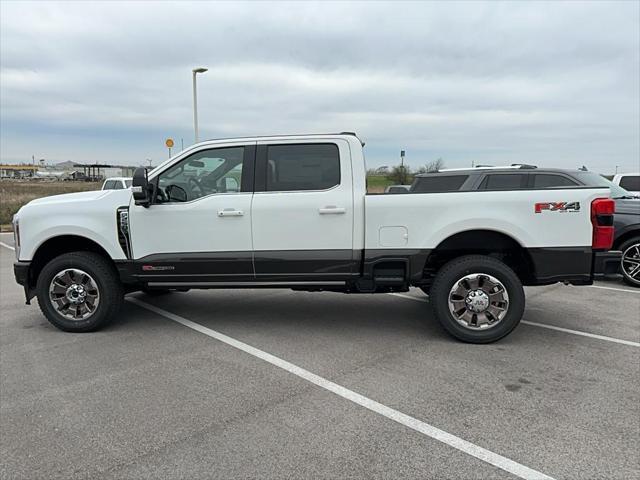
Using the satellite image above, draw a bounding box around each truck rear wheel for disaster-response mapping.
[430,255,525,343]
[36,252,124,332]
[619,237,640,288]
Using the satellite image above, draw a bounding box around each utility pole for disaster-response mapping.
[192,67,208,143]
[615,165,620,174]
[400,150,406,184]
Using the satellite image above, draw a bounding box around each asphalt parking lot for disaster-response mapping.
[1,232,638,480]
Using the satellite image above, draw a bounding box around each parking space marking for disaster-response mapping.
[387,293,640,348]
[521,320,639,347]
[388,292,426,302]
[127,296,555,480]
[586,285,639,294]
[0,241,15,251]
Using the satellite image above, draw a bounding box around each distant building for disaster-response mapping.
[0,164,39,179]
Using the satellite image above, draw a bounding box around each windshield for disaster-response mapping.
[574,172,633,198]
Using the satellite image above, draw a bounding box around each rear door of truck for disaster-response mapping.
[251,138,356,280]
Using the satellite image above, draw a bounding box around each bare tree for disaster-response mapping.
[415,158,445,174]
[386,164,412,184]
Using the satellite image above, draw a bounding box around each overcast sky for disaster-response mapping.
[1,1,639,173]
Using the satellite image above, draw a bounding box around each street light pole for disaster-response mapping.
[192,67,208,143]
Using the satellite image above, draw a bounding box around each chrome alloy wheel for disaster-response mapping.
[448,273,509,330]
[621,242,640,285]
[48,269,100,321]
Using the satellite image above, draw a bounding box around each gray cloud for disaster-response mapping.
[1,0,638,172]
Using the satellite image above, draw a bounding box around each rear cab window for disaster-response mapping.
[410,175,469,193]
[619,176,640,191]
[263,143,340,192]
[531,174,578,188]
[478,174,527,190]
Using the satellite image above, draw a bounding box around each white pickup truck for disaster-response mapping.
[12,133,616,343]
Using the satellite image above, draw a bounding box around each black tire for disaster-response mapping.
[619,237,640,288]
[430,255,525,343]
[36,252,124,332]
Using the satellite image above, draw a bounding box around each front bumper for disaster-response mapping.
[593,250,622,277]
[13,261,35,304]
[13,261,30,286]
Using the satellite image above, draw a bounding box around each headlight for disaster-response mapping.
[12,216,20,259]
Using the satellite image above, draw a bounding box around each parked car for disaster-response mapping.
[12,133,617,343]
[411,166,640,286]
[101,177,132,190]
[612,173,640,197]
[384,185,410,194]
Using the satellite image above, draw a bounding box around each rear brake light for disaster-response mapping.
[591,198,615,250]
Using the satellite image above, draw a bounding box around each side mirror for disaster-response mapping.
[132,167,150,207]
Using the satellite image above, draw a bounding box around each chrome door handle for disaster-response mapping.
[218,208,244,217]
[318,206,346,215]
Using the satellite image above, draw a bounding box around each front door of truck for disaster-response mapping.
[127,143,256,282]
[251,139,355,280]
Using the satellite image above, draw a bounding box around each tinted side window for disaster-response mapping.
[113,181,124,190]
[479,174,526,190]
[157,146,245,202]
[103,180,116,190]
[266,144,340,192]
[533,174,577,188]
[620,176,640,191]
[411,175,468,193]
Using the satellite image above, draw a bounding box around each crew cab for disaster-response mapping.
[12,133,617,343]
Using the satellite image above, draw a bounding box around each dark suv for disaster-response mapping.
[410,166,640,287]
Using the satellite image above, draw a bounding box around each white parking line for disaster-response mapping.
[387,293,640,348]
[0,241,15,251]
[586,285,639,294]
[388,292,426,302]
[521,320,639,347]
[127,296,555,480]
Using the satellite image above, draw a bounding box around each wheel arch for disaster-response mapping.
[423,229,536,285]
[614,227,640,250]
[28,235,115,291]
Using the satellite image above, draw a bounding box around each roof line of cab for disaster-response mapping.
[194,131,363,145]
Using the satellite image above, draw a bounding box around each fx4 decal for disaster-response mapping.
[535,202,581,214]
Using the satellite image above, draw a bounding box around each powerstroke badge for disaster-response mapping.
[534,202,581,213]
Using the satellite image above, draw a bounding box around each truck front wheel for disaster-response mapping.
[36,252,124,332]
[430,255,525,343]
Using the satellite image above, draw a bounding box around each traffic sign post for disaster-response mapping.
[166,138,174,158]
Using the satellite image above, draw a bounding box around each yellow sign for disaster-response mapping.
[165,138,174,148]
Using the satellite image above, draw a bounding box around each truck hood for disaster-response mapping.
[26,189,110,206]
[17,189,133,221]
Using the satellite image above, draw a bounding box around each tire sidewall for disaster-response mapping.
[37,254,116,332]
[619,238,640,288]
[431,256,525,343]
